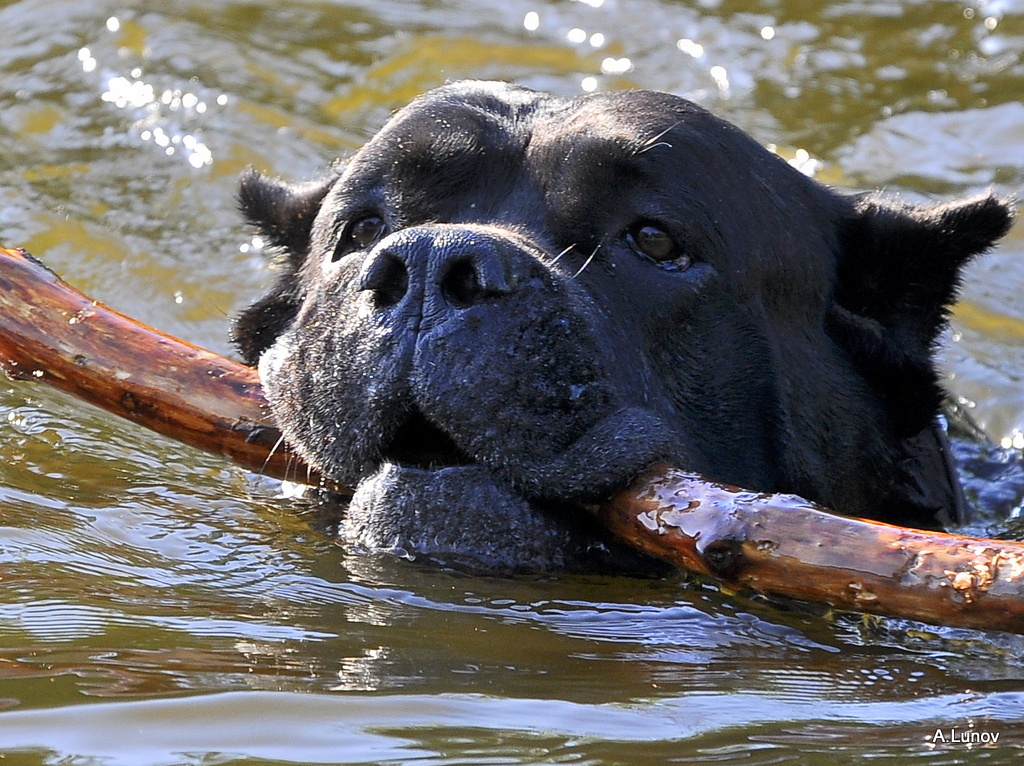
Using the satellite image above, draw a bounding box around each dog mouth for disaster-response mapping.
[380,408,475,471]
[343,406,661,575]
[312,400,677,574]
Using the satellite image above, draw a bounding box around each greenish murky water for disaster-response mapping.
[1,1,1024,763]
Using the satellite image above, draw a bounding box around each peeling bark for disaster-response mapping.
[598,466,1024,633]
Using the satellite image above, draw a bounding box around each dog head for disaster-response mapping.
[233,81,1013,571]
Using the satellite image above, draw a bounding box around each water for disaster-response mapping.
[1,0,1023,763]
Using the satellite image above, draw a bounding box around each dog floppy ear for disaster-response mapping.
[232,170,336,365]
[237,168,336,264]
[827,193,1013,437]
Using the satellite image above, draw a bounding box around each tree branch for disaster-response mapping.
[4,245,1024,633]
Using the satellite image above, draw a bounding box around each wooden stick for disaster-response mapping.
[3,245,1024,632]
[598,467,1024,633]
[0,246,316,485]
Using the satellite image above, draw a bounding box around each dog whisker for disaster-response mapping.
[634,122,679,155]
[571,243,601,279]
[550,243,576,267]
[259,432,288,479]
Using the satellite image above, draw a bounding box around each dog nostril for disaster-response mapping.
[358,251,409,307]
[440,257,488,308]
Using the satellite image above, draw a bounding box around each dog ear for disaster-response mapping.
[827,193,1013,436]
[231,284,302,366]
[237,168,336,263]
[232,170,336,365]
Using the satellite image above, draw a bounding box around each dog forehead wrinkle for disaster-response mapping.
[526,110,722,241]
[534,90,712,158]
[365,98,535,211]
[322,85,555,234]
[530,114,644,178]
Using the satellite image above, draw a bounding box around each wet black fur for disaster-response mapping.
[232,81,1014,573]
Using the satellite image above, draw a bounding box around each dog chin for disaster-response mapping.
[339,462,662,574]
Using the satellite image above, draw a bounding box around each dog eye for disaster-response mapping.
[350,216,387,247]
[626,224,691,271]
[333,215,387,261]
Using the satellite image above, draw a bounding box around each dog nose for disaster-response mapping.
[357,226,515,310]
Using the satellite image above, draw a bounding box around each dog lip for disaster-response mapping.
[381,408,475,470]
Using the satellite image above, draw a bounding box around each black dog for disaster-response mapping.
[232,81,1013,572]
